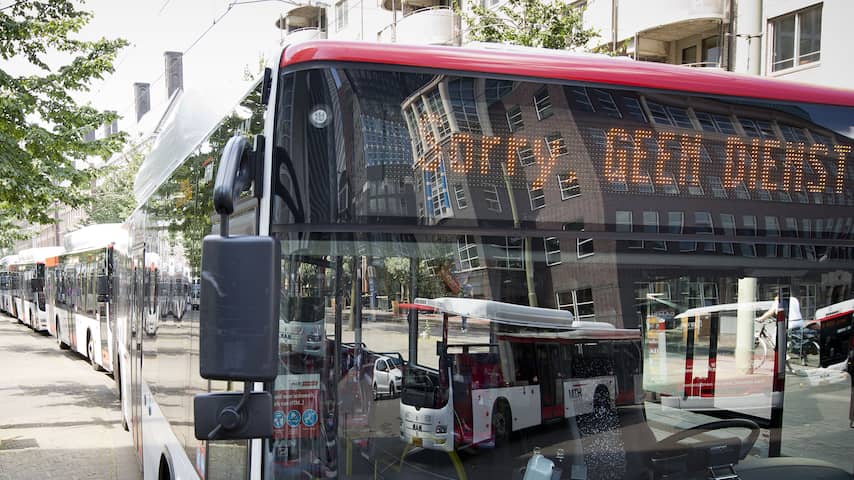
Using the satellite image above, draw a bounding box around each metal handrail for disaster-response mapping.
[286,26,325,34]
[680,61,722,68]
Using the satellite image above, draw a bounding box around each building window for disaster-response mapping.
[720,213,736,254]
[764,216,781,257]
[770,4,822,72]
[622,97,647,123]
[544,132,567,156]
[643,211,666,250]
[666,105,694,129]
[544,237,561,266]
[335,0,348,31]
[506,105,524,132]
[457,235,480,270]
[454,184,468,209]
[591,89,621,118]
[712,114,737,134]
[695,211,716,252]
[529,185,546,210]
[741,215,758,257]
[779,124,809,143]
[448,78,482,134]
[517,142,535,166]
[556,289,594,319]
[426,90,451,139]
[558,171,581,199]
[709,176,727,198]
[566,86,594,112]
[490,236,524,269]
[483,185,502,212]
[617,210,642,249]
[574,288,595,319]
[566,221,594,258]
[702,36,720,66]
[646,101,673,126]
[534,88,553,120]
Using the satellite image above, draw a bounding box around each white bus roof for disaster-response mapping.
[675,301,775,319]
[815,298,854,320]
[17,246,65,263]
[64,223,126,254]
[413,297,621,330]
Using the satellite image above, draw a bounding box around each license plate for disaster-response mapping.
[411,437,422,446]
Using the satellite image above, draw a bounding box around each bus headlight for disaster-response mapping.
[435,425,447,434]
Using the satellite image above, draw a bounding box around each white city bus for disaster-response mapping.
[119,41,854,480]
[400,297,642,451]
[0,255,18,316]
[14,246,65,331]
[48,224,125,373]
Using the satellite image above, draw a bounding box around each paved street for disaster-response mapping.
[0,316,140,480]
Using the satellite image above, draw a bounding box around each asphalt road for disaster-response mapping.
[0,315,141,480]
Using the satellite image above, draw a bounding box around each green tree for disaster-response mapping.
[83,150,144,225]
[0,1,128,246]
[463,0,598,50]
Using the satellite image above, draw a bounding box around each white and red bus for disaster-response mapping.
[118,40,854,480]
[12,246,65,331]
[46,224,125,373]
[399,297,641,451]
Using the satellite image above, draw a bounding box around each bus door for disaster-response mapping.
[683,312,720,398]
[535,343,563,420]
[130,248,144,457]
[98,249,112,370]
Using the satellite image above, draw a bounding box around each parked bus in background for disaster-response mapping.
[49,224,125,373]
[121,41,854,480]
[13,246,64,331]
[400,297,642,452]
[0,255,18,316]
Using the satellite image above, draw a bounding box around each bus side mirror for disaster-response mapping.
[198,235,280,381]
[194,235,280,442]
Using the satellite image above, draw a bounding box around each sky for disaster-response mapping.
[3,0,292,133]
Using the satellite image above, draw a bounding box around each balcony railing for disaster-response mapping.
[377,6,459,45]
[680,61,722,69]
[281,27,327,45]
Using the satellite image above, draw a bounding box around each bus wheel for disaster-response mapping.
[492,401,512,445]
[87,333,101,372]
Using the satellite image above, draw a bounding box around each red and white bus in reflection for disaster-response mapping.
[399,297,642,452]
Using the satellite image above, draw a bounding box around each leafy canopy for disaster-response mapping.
[0,0,128,247]
[463,0,598,50]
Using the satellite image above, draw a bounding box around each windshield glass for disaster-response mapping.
[267,66,854,480]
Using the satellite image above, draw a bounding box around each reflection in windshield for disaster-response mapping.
[266,66,854,479]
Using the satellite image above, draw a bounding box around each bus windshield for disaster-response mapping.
[265,64,854,479]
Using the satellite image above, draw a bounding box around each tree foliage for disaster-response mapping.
[83,150,144,225]
[0,0,128,246]
[463,0,598,50]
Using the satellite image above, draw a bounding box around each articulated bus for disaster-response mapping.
[48,224,126,373]
[121,41,854,480]
[400,297,642,452]
[12,246,65,331]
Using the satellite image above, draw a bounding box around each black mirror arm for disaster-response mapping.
[213,135,254,237]
[206,382,254,440]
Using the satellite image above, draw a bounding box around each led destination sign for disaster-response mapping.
[412,125,852,196]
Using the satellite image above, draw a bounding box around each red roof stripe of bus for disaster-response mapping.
[815,309,854,323]
[280,41,854,107]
